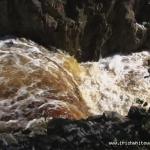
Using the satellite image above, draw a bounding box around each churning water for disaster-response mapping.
[0,38,149,129]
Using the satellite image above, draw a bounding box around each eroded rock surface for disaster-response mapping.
[0,0,149,61]
[0,107,150,150]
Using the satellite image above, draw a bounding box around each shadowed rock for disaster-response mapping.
[0,0,149,61]
[0,107,150,150]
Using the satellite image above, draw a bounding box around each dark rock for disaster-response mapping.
[135,0,150,23]
[144,28,150,48]
[0,107,150,150]
[136,98,144,105]
[128,106,147,120]
[102,111,125,122]
[143,102,148,107]
[101,0,146,58]
[0,0,149,61]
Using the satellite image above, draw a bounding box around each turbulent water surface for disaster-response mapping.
[0,38,149,130]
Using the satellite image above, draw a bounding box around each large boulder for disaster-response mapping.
[135,0,150,23]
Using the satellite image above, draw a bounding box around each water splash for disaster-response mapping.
[0,38,90,130]
[0,38,149,130]
[80,51,150,115]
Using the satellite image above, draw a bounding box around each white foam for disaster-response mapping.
[80,51,150,115]
[0,37,149,126]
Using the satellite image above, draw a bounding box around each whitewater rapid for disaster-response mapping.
[0,37,149,130]
[80,52,150,115]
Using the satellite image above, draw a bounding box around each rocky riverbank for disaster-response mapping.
[0,106,150,150]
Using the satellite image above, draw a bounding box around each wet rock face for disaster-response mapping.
[0,107,150,150]
[0,0,149,61]
[0,0,83,59]
[135,0,150,23]
[83,0,148,60]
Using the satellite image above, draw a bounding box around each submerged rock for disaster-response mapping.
[0,0,149,61]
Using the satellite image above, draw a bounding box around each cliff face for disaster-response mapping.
[0,0,149,61]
